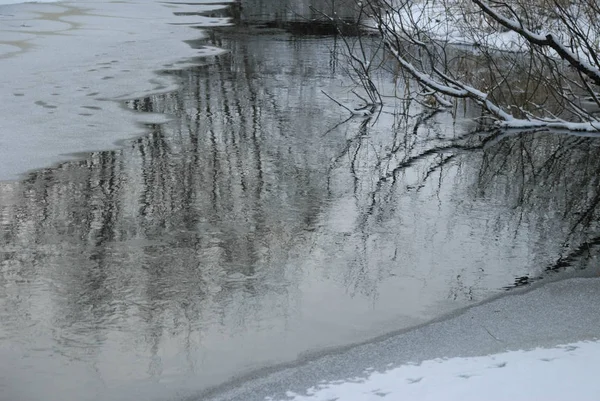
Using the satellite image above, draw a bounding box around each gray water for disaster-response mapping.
[234,0,360,25]
[2,8,600,401]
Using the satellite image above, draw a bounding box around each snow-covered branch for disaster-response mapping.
[472,0,600,87]
[355,0,600,132]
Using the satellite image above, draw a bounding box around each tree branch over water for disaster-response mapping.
[346,0,600,132]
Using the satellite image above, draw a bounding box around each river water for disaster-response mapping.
[1,2,600,401]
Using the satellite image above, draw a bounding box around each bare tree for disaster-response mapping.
[311,3,385,116]
[350,0,600,132]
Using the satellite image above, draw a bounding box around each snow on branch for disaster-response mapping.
[498,118,600,132]
[380,31,515,120]
[355,0,600,132]
[472,0,600,87]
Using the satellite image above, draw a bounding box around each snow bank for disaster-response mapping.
[387,0,599,56]
[384,1,529,51]
[0,0,231,181]
[280,340,600,401]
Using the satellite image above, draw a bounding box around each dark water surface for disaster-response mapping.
[2,5,600,401]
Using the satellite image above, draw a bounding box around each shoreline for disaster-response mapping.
[2,4,599,400]
[201,275,600,400]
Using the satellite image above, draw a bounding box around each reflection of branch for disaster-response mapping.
[568,190,600,235]
[375,109,440,170]
[476,128,600,292]
[365,141,482,215]
[311,4,383,106]
[550,236,600,273]
[321,114,354,137]
[505,233,600,290]
[386,143,478,183]
[321,89,355,114]
[417,154,456,191]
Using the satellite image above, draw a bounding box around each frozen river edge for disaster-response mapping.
[2,2,600,401]
[0,0,231,181]
[204,276,600,401]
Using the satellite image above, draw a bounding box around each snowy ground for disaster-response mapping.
[280,340,600,401]
[0,0,230,181]
[387,0,599,52]
[386,0,526,50]
[204,277,600,401]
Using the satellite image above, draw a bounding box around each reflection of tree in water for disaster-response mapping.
[477,132,600,277]
[0,32,346,375]
[2,24,600,390]
[236,0,359,26]
[322,102,600,297]
[318,102,489,300]
[0,151,126,365]
[479,134,600,232]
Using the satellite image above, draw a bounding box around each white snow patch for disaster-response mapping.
[382,1,529,52]
[280,340,600,401]
[384,0,600,59]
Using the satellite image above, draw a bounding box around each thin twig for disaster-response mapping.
[482,325,504,343]
[322,90,355,114]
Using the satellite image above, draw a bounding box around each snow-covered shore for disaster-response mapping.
[0,0,231,181]
[204,277,600,401]
[281,339,600,401]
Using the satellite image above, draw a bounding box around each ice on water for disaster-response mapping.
[0,0,231,180]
